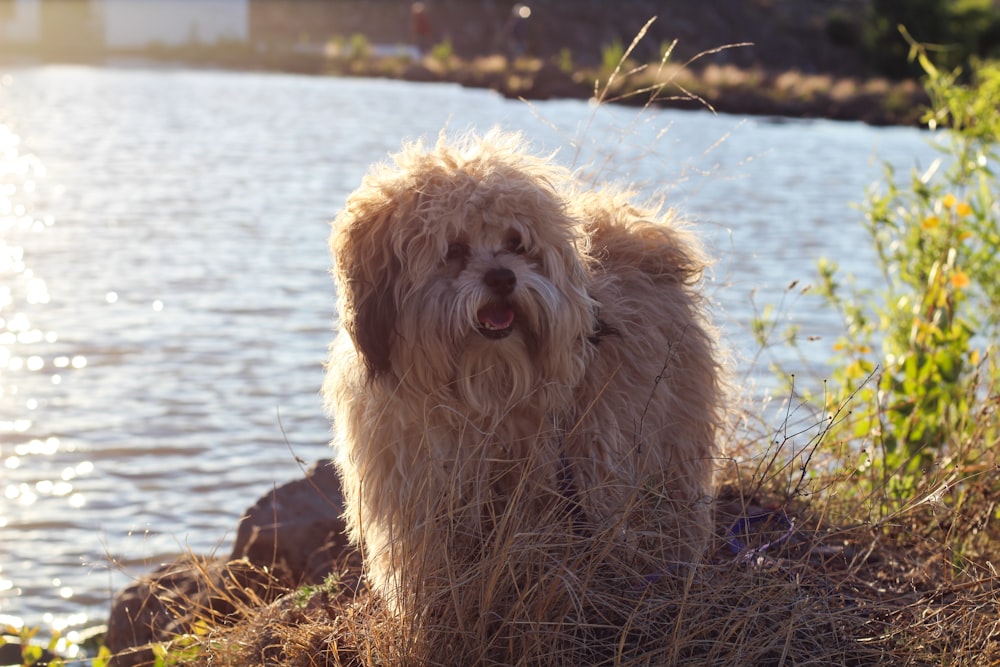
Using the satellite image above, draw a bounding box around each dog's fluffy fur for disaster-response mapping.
[324,130,723,615]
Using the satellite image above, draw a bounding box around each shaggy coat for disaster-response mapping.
[324,131,723,610]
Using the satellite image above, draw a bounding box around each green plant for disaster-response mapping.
[863,0,1000,78]
[600,38,625,74]
[292,572,344,609]
[1,623,115,666]
[0,623,114,667]
[430,38,453,66]
[555,47,574,74]
[790,38,1000,493]
[1,626,53,666]
[347,33,371,61]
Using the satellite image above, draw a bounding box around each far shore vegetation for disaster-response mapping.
[8,31,931,127]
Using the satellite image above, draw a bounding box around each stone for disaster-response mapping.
[104,460,358,666]
[230,460,354,586]
[104,556,278,667]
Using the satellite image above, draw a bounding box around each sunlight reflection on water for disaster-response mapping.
[1,108,100,633]
[0,65,939,634]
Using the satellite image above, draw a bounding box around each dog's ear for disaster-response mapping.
[331,199,401,379]
[349,255,399,378]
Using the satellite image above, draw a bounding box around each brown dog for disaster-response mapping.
[324,130,723,619]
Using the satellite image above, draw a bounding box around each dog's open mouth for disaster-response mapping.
[476,301,515,339]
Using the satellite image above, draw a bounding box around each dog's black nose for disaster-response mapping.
[484,268,516,295]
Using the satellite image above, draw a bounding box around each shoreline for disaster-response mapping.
[0,46,930,127]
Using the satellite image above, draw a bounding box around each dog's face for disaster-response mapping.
[332,134,597,410]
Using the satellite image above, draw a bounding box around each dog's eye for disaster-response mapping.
[504,234,526,255]
[446,242,470,262]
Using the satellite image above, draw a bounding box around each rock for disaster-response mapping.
[0,641,58,666]
[104,556,279,667]
[230,460,355,587]
[104,460,359,666]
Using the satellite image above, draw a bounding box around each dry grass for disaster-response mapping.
[599,58,927,125]
[111,400,1000,666]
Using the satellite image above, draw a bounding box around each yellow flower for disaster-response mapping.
[921,215,940,229]
[950,270,970,289]
[955,202,973,217]
[959,230,974,241]
[942,193,957,209]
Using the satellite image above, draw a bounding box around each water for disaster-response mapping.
[0,65,938,637]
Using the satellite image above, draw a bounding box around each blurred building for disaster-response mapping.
[102,0,248,48]
[1,0,43,46]
[0,0,249,54]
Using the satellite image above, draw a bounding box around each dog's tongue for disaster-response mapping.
[477,303,515,330]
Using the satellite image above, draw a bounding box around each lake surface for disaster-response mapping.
[0,65,938,636]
